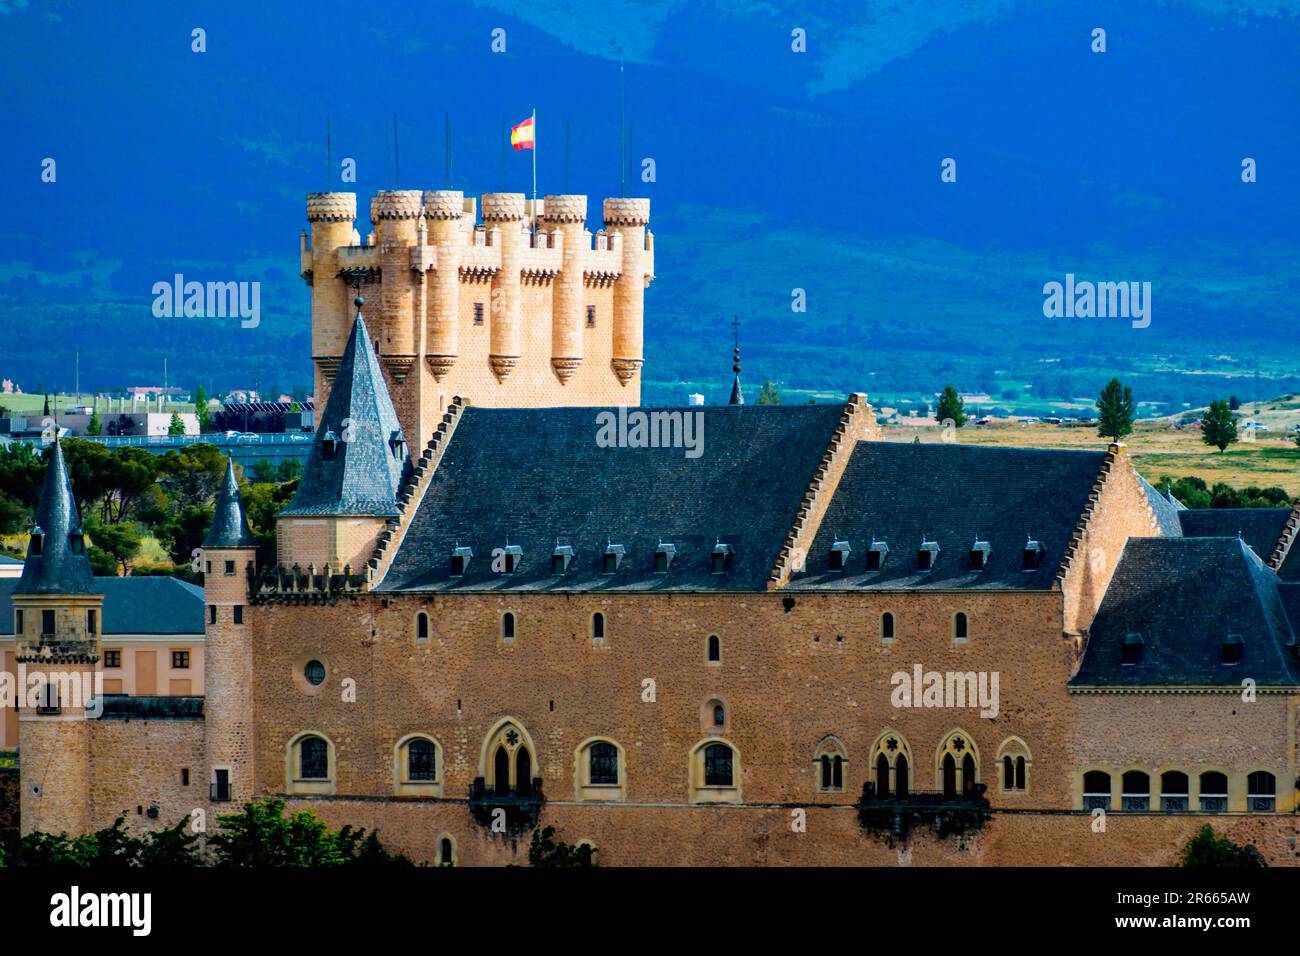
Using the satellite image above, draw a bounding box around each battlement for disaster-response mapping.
[303,187,654,439]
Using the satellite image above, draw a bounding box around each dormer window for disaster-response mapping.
[1121,632,1144,665]
[917,540,940,572]
[603,544,625,574]
[500,544,523,574]
[551,544,573,575]
[969,540,991,571]
[30,525,43,557]
[389,429,407,460]
[450,546,473,577]
[865,539,889,572]
[655,542,676,573]
[1023,539,1045,571]
[711,542,733,574]
[1221,633,1243,665]
[829,540,851,571]
[321,430,339,461]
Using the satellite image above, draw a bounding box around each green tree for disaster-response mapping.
[1095,378,1135,443]
[168,412,186,436]
[208,798,410,867]
[527,825,596,867]
[1228,395,1241,410]
[157,443,227,509]
[756,380,782,405]
[137,816,204,867]
[935,385,967,427]
[1201,400,1238,452]
[194,385,213,433]
[86,408,102,436]
[85,518,143,575]
[1182,825,1266,868]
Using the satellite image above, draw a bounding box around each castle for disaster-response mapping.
[4,187,1300,865]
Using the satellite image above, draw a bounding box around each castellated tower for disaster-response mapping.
[201,458,259,806]
[301,189,654,446]
[14,440,103,836]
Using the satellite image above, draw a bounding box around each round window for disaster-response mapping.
[304,660,326,686]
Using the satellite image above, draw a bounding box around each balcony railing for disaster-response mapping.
[468,777,545,834]
[856,783,991,840]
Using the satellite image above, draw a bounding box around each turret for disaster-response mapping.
[423,190,465,382]
[305,191,359,406]
[14,439,102,835]
[201,457,258,806]
[603,198,652,388]
[482,193,526,382]
[544,195,588,383]
[370,190,424,381]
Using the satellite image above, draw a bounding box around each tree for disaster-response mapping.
[86,408,102,436]
[168,412,186,436]
[1095,378,1135,442]
[527,825,596,867]
[194,385,213,433]
[157,443,227,509]
[935,385,967,427]
[1201,400,1238,452]
[1228,395,1241,410]
[85,518,143,576]
[756,380,782,405]
[208,798,411,867]
[1182,825,1266,868]
[42,394,50,417]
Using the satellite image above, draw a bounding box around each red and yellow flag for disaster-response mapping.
[510,116,535,150]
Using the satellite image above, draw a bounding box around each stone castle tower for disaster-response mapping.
[12,439,103,836]
[301,189,654,446]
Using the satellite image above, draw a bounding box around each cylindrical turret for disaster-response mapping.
[202,543,256,807]
[482,193,526,382]
[371,190,424,378]
[603,198,651,386]
[306,192,358,402]
[423,190,464,381]
[544,195,588,383]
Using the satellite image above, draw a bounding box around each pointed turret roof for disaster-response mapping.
[15,439,97,596]
[281,302,409,518]
[204,457,257,548]
[728,316,744,405]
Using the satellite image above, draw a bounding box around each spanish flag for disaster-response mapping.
[510,115,535,150]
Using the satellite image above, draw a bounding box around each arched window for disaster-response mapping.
[416,612,429,643]
[702,697,728,733]
[300,736,328,779]
[953,612,969,641]
[394,735,443,796]
[287,732,335,795]
[996,737,1031,793]
[936,731,978,799]
[589,741,619,785]
[481,720,537,797]
[880,612,895,642]
[1121,770,1150,811]
[1160,770,1188,812]
[591,612,605,641]
[707,634,721,663]
[439,836,456,866]
[408,739,437,781]
[576,738,626,801]
[1247,771,1276,812]
[501,611,516,641]
[1199,771,1228,813]
[812,736,848,794]
[713,703,725,727]
[869,731,911,800]
[1082,770,1111,810]
[704,743,733,786]
[690,739,741,803]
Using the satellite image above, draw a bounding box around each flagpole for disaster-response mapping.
[531,107,537,236]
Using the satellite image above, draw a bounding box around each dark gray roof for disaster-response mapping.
[1176,508,1289,564]
[729,375,744,405]
[204,458,257,548]
[786,442,1107,590]
[97,696,204,720]
[1072,537,1300,688]
[0,577,204,636]
[379,403,849,592]
[14,440,97,596]
[281,311,408,517]
[1139,475,1185,537]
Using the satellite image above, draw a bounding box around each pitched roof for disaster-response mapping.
[786,442,1108,590]
[14,440,97,596]
[0,555,21,566]
[0,576,204,636]
[280,310,408,518]
[203,458,257,548]
[1176,508,1290,564]
[1139,475,1185,537]
[379,403,849,592]
[1071,537,1300,688]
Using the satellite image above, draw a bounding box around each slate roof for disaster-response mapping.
[786,442,1108,590]
[1139,475,1185,537]
[280,310,409,518]
[203,458,257,548]
[1176,508,1289,564]
[379,402,849,592]
[0,576,204,636]
[14,439,97,596]
[1071,537,1300,688]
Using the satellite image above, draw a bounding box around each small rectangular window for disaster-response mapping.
[865,550,882,572]
[104,650,122,668]
[233,605,243,625]
[212,769,231,802]
[181,768,190,786]
[224,560,235,576]
[172,651,191,669]
[473,302,485,325]
[917,549,933,572]
[208,605,217,625]
[42,609,55,637]
[87,609,97,635]
[586,305,596,327]
[205,560,211,574]
[14,609,22,634]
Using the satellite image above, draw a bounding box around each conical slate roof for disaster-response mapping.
[729,374,744,406]
[15,439,97,596]
[281,307,409,517]
[204,457,257,548]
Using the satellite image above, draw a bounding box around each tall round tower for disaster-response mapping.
[603,197,651,388]
[305,191,359,406]
[201,458,259,807]
[482,193,526,382]
[544,195,588,383]
[371,190,424,382]
[423,190,464,382]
